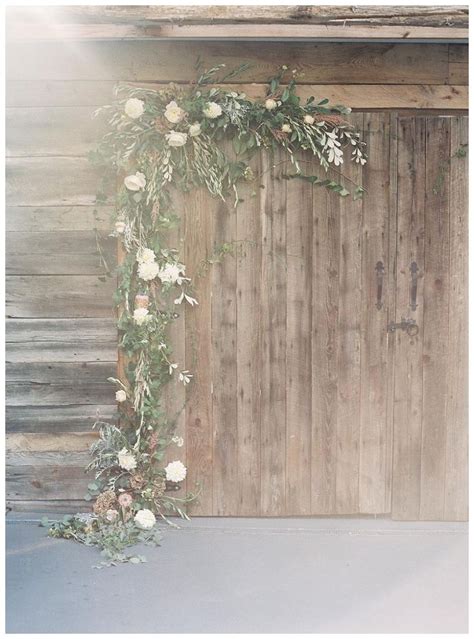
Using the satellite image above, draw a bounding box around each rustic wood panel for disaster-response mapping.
[444,117,468,521]
[6,405,116,434]
[6,41,457,85]
[6,206,112,232]
[6,432,98,452]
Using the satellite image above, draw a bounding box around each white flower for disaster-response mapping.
[136,247,156,264]
[165,130,188,147]
[165,460,187,482]
[157,262,186,285]
[134,509,156,530]
[124,98,145,119]
[265,98,277,110]
[281,123,292,133]
[138,260,160,281]
[133,307,150,325]
[172,435,184,447]
[169,363,178,375]
[115,389,127,403]
[179,371,193,385]
[124,172,146,191]
[304,114,315,125]
[117,448,137,472]
[164,100,186,124]
[174,292,198,306]
[189,122,202,137]
[115,220,126,234]
[105,509,119,522]
[203,102,222,119]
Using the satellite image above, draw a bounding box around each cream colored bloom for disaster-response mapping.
[134,509,156,530]
[115,389,127,403]
[165,460,187,482]
[281,123,292,133]
[136,247,156,264]
[124,98,145,119]
[164,100,186,124]
[165,131,188,147]
[304,114,315,125]
[115,220,126,234]
[157,262,185,285]
[203,102,222,119]
[133,307,150,325]
[118,493,133,508]
[105,509,119,522]
[124,172,146,191]
[265,98,277,110]
[172,435,184,447]
[138,261,160,281]
[117,448,137,472]
[189,122,202,137]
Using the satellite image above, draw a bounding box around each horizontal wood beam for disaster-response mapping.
[6,22,468,42]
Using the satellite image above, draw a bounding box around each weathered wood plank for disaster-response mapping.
[391,117,426,520]
[6,80,116,108]
[419,117,451,520]
[7,500,90,512]
[6,157,105,206]
[335,116,363,514]
[6,41,454,85]
[311,186,338,514]
[212,159,238,516]
[6,107,105,157]
[184,189,214,516]
[235,157,261,516]
[6,404,116,433]
[444,116,468,521]
[448,44,468,85]
[6,432,98,452]
[6,206,112,232]
[6,231,115,275]
[286,152,312,515]
[6,275,116,318]
[358,113,391,514]
[260,149,287,515]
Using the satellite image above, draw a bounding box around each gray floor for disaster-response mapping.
[6,514,468,633]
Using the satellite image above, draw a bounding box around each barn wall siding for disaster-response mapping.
[5,40,468,513]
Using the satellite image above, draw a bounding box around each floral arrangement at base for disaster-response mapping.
[45,63,367,566]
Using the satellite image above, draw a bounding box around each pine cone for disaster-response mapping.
[93,490,117,516]
[152,477,166,501]
[129,473,146,490]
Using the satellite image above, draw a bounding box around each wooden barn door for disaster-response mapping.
[170,113,467,519]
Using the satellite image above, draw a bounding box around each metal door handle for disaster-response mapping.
[410,262,419,311]
[387,317,419,336]
[375,261,384,310]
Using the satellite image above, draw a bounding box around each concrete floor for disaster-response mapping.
[6,515,468,633]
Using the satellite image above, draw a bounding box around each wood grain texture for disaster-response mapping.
[260,150,287,515]
[6,432,98,452]
[286,152,312,515]
[6,206,112,232]
[444,117,468,521]
[358,113,391,514]
[391,117,426,520]
[6,405,116,434]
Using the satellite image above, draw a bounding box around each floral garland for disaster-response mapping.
[45,64,367,566]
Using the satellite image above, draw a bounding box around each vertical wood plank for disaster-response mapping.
[419,117,451,520]
[359,113,391,514]
[185,189,214,515]
[391,117,426,520]
[444,116,468,521]
[212,189,238,516]
[236,156,261,516]
[286,153,312,515]
[260,149,287,515]
[336,114,363,514]
[311,186,338,514]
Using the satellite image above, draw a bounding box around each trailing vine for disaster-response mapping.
[46,63,367,566]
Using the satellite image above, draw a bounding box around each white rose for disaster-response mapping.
[124,172,146,191]
[115,220,126,234]
[124,98,145,119]
[164,100,186,124]
[134,509,156,530]
[281,124,292,133]
[115,389,127,403]
[265,98,277,110]
[203,102,222,119]
[136,247,156,264]
[189,122,201,137]
[157,263,185,285]
[165,460,187,483]
[133,307,149,325]
[165,131,188,147]
[117,448,137,472]
[138,261,160,282]
[105,509,119,522]
[172,435,184,447]
[304,114,315,125]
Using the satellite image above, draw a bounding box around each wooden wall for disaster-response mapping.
[5,40,468,512]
